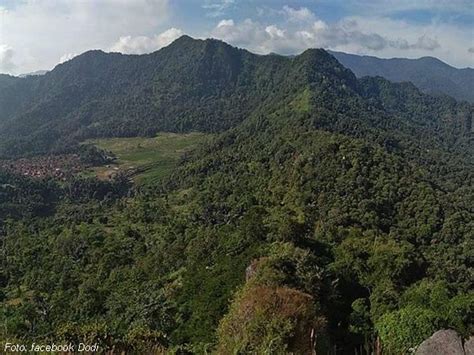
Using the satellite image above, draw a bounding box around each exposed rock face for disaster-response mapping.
[415,329,464,355]
[464,336,474,355]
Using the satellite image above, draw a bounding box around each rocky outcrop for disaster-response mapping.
[415,329,468,355]
[464,336,474,355]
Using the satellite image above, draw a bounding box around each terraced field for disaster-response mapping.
[85,132,210,184]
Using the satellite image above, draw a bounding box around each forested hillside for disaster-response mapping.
[0,36,294,158]
[0,37,472,354]
[0,74,20,90]
[330,50,474,103]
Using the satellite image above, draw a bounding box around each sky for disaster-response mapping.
[0,0,473,75]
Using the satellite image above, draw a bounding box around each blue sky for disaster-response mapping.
[0,0,472,74]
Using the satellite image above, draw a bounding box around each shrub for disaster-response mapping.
[375,305,439,354]
[217,284,325,354]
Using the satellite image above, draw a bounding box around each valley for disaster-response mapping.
[86,132,211,184]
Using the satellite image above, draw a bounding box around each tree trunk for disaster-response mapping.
[375,336,381,355]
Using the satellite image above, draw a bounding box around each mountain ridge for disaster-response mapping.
[0,36,471,162]
[0,37,357,157]
[330,50,474,102]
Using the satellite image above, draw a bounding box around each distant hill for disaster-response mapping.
[330,51,474,103]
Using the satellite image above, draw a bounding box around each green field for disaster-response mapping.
[85,132,210,184]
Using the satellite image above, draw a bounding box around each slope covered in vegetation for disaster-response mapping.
[0,36,293,158]
[0,37,472,353]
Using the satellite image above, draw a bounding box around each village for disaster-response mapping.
[0,154,86,180]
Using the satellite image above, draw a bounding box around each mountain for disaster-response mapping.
[0,36,472,159]
[0,36,472,353]
[0,36,298,157]
[330,50,474,103]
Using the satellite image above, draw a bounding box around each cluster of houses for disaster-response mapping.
[0,154,85,180]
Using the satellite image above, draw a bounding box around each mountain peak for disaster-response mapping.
[293,48,359,92]
[77,49,108,58]
[166,35,240,53]
[170,34,196,46]
[296,48,345,68]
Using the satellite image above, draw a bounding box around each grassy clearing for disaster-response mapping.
[85,132,210,184]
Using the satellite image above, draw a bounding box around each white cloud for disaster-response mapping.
[0,44,16,72]
[411,35,440,50]
[110,28,184,54]
[202,0,235,17]
[265,25,285,39]
[211,16,385,54]
[313,20,329,32]
[282,6,316,22]
[59,53,78,64]
[0,0,170,74]
[211,19,270,53]
[210,6,473,68]
[217,19,235,28]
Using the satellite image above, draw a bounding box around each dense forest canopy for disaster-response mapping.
[0,36,472,354]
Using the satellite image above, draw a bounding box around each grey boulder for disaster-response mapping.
[416,329,464,355]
